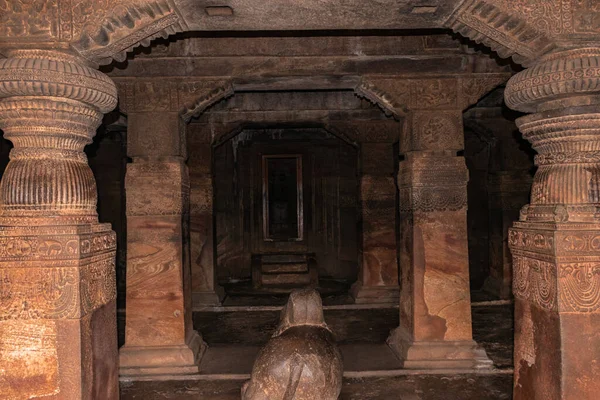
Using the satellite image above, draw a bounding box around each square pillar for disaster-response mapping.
[119,157,205,377]
[387,110,491,369]
[351,142,399,304]
[119,108,204,378]
[188,126,224,306]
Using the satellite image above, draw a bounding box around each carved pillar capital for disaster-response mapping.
[505,49,600,224]
[0,49,117,225]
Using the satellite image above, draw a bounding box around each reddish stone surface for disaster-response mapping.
[2,2,600,399]
[119,158,205,378]
[352,141,400,304]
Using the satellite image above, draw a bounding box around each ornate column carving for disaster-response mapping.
[505,48,600,400]
[347,121,400,304]
[117,81,205,377]
[0,50,119,399]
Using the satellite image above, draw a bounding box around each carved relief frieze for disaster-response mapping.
[407,111,463,152]
[0,230,115,261]
[558,262,600,312]
[359,75,508,127]
[410,78,458,109]
[510,223,600,313]
[508,229,555,255]
[492,0,600,36]
[513,254,600,313]
[399,186,468,213]
[0,1,188,66]
[0,0,59,39]
[0,255,116,320]
[115,79,234,119]
[512,255,558,311]
[398,155,468,213]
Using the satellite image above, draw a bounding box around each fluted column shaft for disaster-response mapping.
[506,48,600,400]
[0,50,119,399]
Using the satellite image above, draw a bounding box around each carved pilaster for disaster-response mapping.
[505,48,600,400]
[0,50,119,399]
[351,138,399,305]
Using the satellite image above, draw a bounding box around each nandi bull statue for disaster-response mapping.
[241,289,343,400]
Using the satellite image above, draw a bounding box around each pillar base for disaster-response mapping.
[119,330,206,378]
[192,285,226,307]
[350,282,399,305]
[387,327,493,370]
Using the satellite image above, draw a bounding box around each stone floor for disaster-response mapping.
[120,374,513,399]
[119,299,515,399]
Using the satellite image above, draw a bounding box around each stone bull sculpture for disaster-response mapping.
[241,289,343,400]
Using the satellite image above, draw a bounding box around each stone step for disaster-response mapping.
[261,272,312,285]
[261,262,308,274]
[261,253,307,264]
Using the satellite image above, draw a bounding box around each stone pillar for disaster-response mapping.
[506,49,600,400]
[485,171,531,299]
[351,142,399,304]
[188,124,224,306]
[119,107,205,377]
[388,109,492,369]
[0,50,119,398]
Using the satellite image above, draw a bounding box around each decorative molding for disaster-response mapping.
[399,186,468,213]
[446,0,555,66]
[506,49,600,112]
[398,155,468,213]
[0,228,117,320]
[181,83,235,122]
[512,255,558,311]
[71,0,188,66]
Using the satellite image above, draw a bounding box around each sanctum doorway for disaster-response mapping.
[211,127,359,302]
